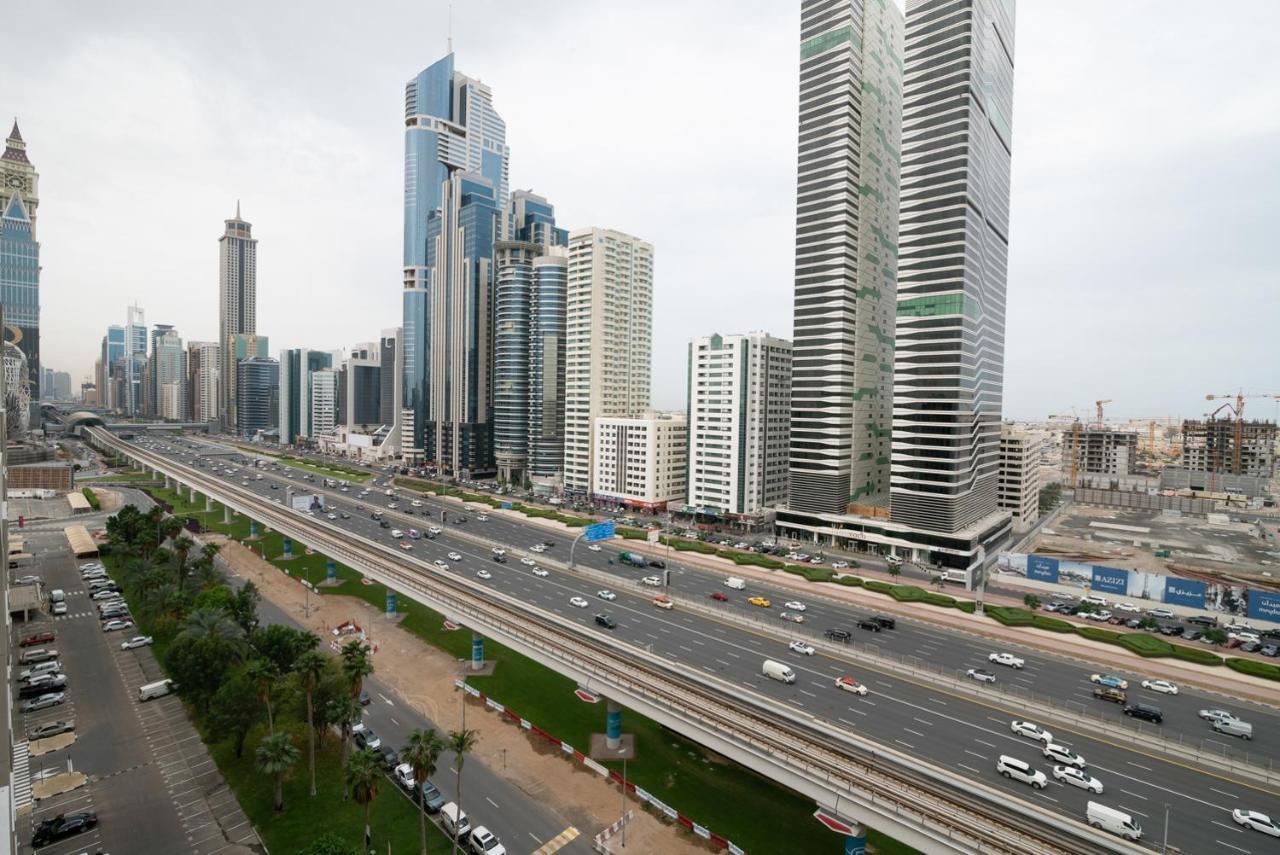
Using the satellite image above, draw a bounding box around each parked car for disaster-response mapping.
[27,720,74,741]
[120,635,153,650]
[378,745,400,768]
[32,811,98,846]
[393,762,416,791]
[20,692,67,713]
[19,631,55,647]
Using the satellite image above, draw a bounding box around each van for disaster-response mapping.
[724,577,746,590]
[762,660,796,684]
[139,679,174,701]
[1213,718,1254,740]
[49,589,66,604]
[1082,594,1108,607]
[19,648,59,665]
[1086,802,1143,841]
[440,802,471,839]
[996,755,1047,789]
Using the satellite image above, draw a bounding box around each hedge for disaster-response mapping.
[1170,645,1224,666]
[1115,633,1174,658]
[1225,658,1280,680]
[987,606,1035,627]
[724,552,784,570]
[81,487,101,511]
[783,565,835,583]
[835,576,864,587]
[1074,626,1122,643]
[863,579,893,594]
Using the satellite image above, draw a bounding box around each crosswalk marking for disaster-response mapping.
[12,741,32,811]
[532,826,580,855]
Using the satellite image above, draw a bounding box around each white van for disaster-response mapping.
[139,679,174,701]
[49,589,66,604]
[724,577,746,590]
[440,802,471,839]
[762,660,796,684]
[1082,593,1108,607]
[1086,802,1142,841]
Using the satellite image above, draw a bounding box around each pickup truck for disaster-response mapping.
[988,652,1025,669]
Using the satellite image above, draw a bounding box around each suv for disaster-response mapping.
[871,616,896,630]
[1093,686,1127,704]
[856,618,881,632]
[824,628,852,643]
[594,614,617,630]
[1123,703,1163,724]
[996,755,1047,789]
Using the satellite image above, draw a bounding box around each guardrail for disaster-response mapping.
[94,430,1146,855]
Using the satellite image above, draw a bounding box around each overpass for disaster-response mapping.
[88,428,1145,855]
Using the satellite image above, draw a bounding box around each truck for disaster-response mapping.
[761,660,796,684]
[619,552,648,568]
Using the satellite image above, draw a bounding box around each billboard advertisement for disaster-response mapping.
[291,493,321,511]
[1027,555,1059,583]
[1090,565,1129,596]
[1163,577,1207,609]
[1247,591,1280,623]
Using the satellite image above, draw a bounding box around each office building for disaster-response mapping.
[219,203,257,428]
[563,228,654,494]
[53,370,71,401]
[687,332,792,522]
[1,122,40,405]
[279,348,334,445]
[236,356,278,438]
[494,190,569,487]
[99,325,125,410]
[591,413,687,511]
[81,382,98,407]
[149,325,185,419]
[309,369,338,437]
[124,304,147,416]
[342,343,381,429]
[998,426,1041,532]
[402,52,509,475]
[187,341,219,423]
[379,327,401,431]
[41,367,53,400]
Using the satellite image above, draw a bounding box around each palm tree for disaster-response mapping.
[173,533,195,583]
[340,640,373,699]
[345,748,381,850]
[447,728,478,855]
[293,649,327,796]
[330,694,364,770]
[177,607,248,655]
[401,728,445,854]
[255,732,300,812]
[245,659,280,735]
[200,541,222,565]
[159,516,183,553]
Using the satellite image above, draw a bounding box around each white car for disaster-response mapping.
[1141,679,1179,695]
[1053,765,1103,794]
[520,558,537,566]
[597,590,617,601]
[966,668,997,683]
[434,559,449,569]
[1199,708,1240,724]
[530,544,546,553]
[52,602,67,616]
[1230,630,1261,644]
[641,575,662,587]
[569,597,590,609]
[1084,610,1113,622]
[834,676,868,695]
[831,561,849,570]
[476,570,492,580]
[587,544,602,552]
[411,500,423,507]
[448,552,462,561]
[91,589,122,601]
[789,640,816,656]
[1090,674,1129,690]
[988,652,1025,669]
[327,513,337,520]
[1116,602,1140,613]
[120,635,153,650]
[469,825,507,855]
[1148,608,1175,620]
[783,601,807,612]
[779,611,805,624]
[531,567,549,577]
[1233,809,1280,838]
[102,619,134,632]
[1010,720,1053,743]
[1042,743,1085,769]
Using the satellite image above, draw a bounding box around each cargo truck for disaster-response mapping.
[619,552,648,568]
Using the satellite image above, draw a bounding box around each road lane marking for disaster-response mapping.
[1211,820,1244,834]
[840,712,865,723]
[1211,787,1238,799]
[894,739,914,749]
[974,738,997,748]
[378,693,394,706]
[485,796,500,808]
[928,697,947,705]
[1119,788,1148,801]
[1213,841,1250,855]
[1127,761,1152,771]
[956,762,981,774]
[903,727,925,738]
[913,717,933,727]
[874,680,892,688]
[965,750,987,760]
[1118,805,1148,818]
[799,689,817,698]
[715,659,732,667]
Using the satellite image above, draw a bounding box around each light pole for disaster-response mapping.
[620,755,627,849]
[1162,802,1170,853]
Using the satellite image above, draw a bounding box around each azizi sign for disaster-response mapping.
[1090,566,1129,596]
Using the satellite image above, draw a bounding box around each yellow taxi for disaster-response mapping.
[748,596,771,608]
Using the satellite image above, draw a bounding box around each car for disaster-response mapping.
[1140,679,1178,695]
[353,728,381,750]
[394,762,416,791]
[377,745,400,768]
[1239,641,1263,654]
[995,755,1047,789]
[789,640,815,656]
[340,512,351,519]
[748,597,771,608]
[710,591,729,602]
[856,618,881,632]
[783,600,807,612]
[448,552,462,561]
[399,541,414,551]
[32,811,98,846]
[831,561,849,570]
[1042,743,1086,768]
[594,613,617,629]
[779,611,805,624]
[1262,644,1280,658]
[834,676,868,695]
[1090,674,1129,690]
[1116,602,1140,613]
[102,619,134,632]
[20,661,63,681]
[28,720,74,741]
[19,631,55,647]
[988,652,1025,669]
[1123,703,1163,724]
[569,597,589,609]
[1053,765,1103,794]
[1148,608,1175,620]
[824,628,852,642]
[469,825,507,855]
[520,557,536,566]
[587,544,602,552]
[434,559,450,569]
[966,668,997,683]
[1233,809,1280,837]
[12,574,40,585]
[1010,720,1053,743]
[597,590,617,601]
[476,569,492,580]
[419,780,446,813]
[531,567,549,577]
[1199,708,1240,724]
[20,692,67,713]
[390,529,403,538]
[91,588,123,601]
[870,615,896,630]
[528,544,545,553]
[1093,686,1127,704]
[641,575,662,587]
[327,513,337,520]
[358,691,371,706]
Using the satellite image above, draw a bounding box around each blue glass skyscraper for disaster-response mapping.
[402,52,510,475]
[0,191,38,405]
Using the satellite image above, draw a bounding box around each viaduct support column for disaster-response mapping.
[223,505,232,524]
[606,700,622,750]
[471,632,484,671]
[205,495,213,512]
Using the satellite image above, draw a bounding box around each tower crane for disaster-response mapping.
[1094,399,1113,429]
[1204,391,1280,475]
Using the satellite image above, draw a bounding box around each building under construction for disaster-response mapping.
[1068,428,1140,478]
[1181,417,1277,479]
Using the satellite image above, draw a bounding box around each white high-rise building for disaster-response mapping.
[563,228,653,495]
[124,303,147,416]
[687,332,792,521]
[592,413,687,510]
[999,425,1042,532]
[188,342,220,423]
[219,203,257,428]
[310,369,338,438]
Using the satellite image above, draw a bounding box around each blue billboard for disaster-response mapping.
[1027,555,1059,583]
[1163,577,1207,609]
[1091,565,1129,596]
[584,520,616,543]
[1248,591,1280,623]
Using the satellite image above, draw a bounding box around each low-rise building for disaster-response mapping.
[998,425,1042,532]
[591,412,687,511]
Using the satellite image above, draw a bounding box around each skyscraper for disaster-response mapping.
[563,228,654,495]
[1,121,40,406]
[378,327,401,443]
[100,325,125,410]
[890,0,1016,557]
[787,0,903,516]
[187,341,219,423]
[402,52,509,475]
[219,203,257,429]
[124,304,147,415]
[236,356,279,438]
[279,348,333,445]
[150,326,185,420]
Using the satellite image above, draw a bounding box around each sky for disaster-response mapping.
[6,0,1279,423]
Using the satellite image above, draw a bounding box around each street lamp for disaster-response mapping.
[1162,802,1170,853]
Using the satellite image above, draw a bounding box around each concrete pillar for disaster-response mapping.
[386,590,397,615]
[844,825,867,855]
[223,504,232,524]
[189,485,197,502]
[471,632,485,671]
[282,536,292,557]
[606,700,622,750]
[326,559,337,582]
[205,495,213,512]
[249,520,258,539]
[164,475,173,490]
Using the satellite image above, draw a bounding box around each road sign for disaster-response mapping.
[584,520,616,543]
[646,528,660,544]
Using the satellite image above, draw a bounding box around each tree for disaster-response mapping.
[1023,594,1041,611]
[447,729,479,855]
[340,640,373,699]
[255,732,300,812]
[294,649,328,797]
[254,624,319,674]
[329,694,364,769]
[1204,628,1228,646]
[173,533,195,583]
[298,832,359,855]
[206,669,264,759]
[1038,483,1063,512]
[229,581,262,637]
[246,659,281,735]
[401,728,445,854]
[1075,600,1099,615]
[886,562,902,580]
[345,748,381,850]
[166,608,249,712]
[1138,616,1159,631]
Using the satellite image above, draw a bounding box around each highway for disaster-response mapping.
[108,434,1280,853]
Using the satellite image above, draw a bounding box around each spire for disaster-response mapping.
[448,3,453,53]
[8,120,22,143]
[236,198,241,219]
[2,118,29,165]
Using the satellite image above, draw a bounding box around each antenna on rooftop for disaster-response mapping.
[448,3,454,53]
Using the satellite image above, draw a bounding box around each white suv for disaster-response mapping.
[996,755,1047,789]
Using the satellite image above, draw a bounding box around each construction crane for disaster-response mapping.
[1049,411,1085,488]
[1204,390,1280,475]
[1095,399,1113,429]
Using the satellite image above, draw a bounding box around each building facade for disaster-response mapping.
[187,341,219,423]
[219,204,257,428]
[591,413,688,510]
[687,332,792,521]
[563,228,654,494]
[309,369,338,438]
[124,304,147,416]
[998,425,1041,532]
[99,325,125,410]
[150,326,185,419]
[1180,418,1277,480]
[1,122,40,409]
[236,356,279,438]
[279,348,334,445]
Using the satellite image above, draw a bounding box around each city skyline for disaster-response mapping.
[7,1,1279,420]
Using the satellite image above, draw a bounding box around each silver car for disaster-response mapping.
[21,692,66,713]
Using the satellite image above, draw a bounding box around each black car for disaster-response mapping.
[1123,618,1143,629]
[19,676,68,699]
[824,628,852,643]
[594,614,617,630]
[648,560,666,569]
[492,554,506,563]
[1158,624,1185,636]
[420,781,445,813]
[871,616,896,630]
[856,619,881,632]
[358,690,371,706]
[542,541,555,548]
[378,745,399,768]
[32,811,98,846]
[1186,615,1219,627]
[379,520,390,529]
[1123,703,1163,724]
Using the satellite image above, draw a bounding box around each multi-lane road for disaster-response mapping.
[120,436,1280,853]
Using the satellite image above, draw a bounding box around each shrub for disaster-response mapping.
[1031,615,1075,632]
[1169,645,1223,666]
[956,601,977,614]
[987,606,1035,627]
[835,575,864,587]
[81,487,101,511]
[725,552,783,570]
[921,592,961,608]
[1074,626,1122,643]
[617,527,646,540]
[1116,634,1174,658]
[1225,658,1280,681]
[863,579,893,594]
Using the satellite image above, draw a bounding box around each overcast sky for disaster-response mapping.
[7,1,1278,422]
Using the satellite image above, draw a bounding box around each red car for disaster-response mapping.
[710,591,729,602]
[20,631,55,647]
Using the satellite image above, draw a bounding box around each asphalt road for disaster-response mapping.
[130,437,1280,854]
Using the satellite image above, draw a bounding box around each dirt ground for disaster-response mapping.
[208,535,705,855]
